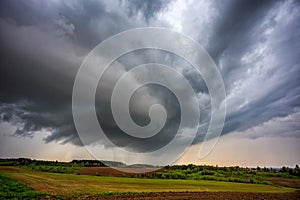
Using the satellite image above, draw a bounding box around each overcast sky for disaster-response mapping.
[0,0,299,167]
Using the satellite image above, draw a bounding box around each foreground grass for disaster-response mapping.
[0,168,296,197]
[0,173,46,199]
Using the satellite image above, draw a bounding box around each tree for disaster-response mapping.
[294,164,299,176]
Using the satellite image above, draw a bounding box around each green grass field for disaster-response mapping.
[0,173,46,199]
[0,167,297,197]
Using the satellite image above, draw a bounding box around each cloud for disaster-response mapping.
[0,0,300,158]
[0,0,182,151]
[237,108,300,140]
[121,0,171,22]
[217,0,300,136]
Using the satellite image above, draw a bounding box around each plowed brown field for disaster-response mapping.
[78,167,163,176]
[67,191,300,200]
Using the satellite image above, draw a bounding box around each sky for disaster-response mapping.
[0,0,300,167]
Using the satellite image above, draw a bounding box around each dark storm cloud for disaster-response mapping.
[206,0,274,60]
[179,0,300,142]
[0,0,300,152]
[0,0,179,150]
[210,0,300,137]
[0,0,168,147]
[121,0,171,22]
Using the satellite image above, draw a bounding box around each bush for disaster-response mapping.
[249,178,257,184]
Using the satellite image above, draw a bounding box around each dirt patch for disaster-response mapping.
[271,177,300,188]
[77,167,163,176]
[0,166,22,171]
[64,191,300,200]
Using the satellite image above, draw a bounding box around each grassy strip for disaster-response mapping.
[1,169,296,197]
[138,165,300,185]
[0,173,47,199]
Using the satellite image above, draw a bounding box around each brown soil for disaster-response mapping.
[271,177,300,188]
[77,167,164,176]
[62,191,300,200]
[0,166,22,171]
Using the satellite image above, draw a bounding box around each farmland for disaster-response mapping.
[0,173,46,199]
[0,159,300,199]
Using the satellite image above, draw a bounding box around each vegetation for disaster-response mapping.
[0,158,159,169]
[0,158,83,174]
[0,158,299,185]
[135,164,300,185]
[0,173,46,199]
[0,158,123,174]
[0,159,299,198]
[0,169,296,197]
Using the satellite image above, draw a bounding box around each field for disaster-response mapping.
[0,173,46,199]
[78,166,162,176]
[1,166,300,199]
[1,159,300,199]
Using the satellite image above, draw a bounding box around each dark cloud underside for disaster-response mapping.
[0,0,299,152]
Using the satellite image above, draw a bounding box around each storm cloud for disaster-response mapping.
[0,0,300,157]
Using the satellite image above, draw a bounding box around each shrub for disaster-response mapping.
[249,178,257,184]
